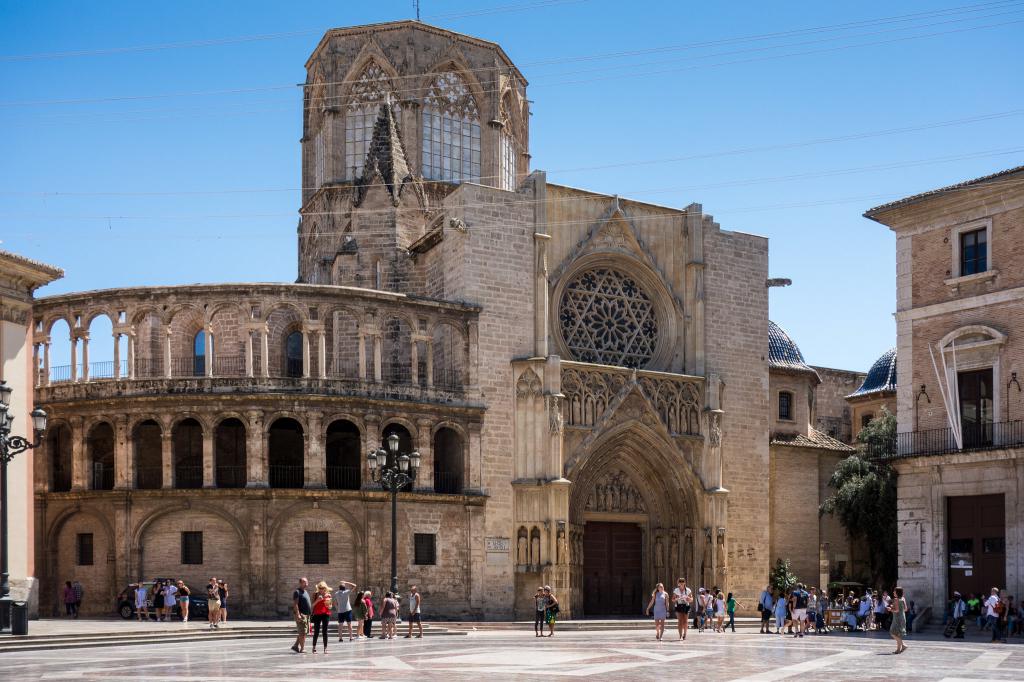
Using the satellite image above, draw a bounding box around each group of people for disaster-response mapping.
[532,585,560,637]
[131,576,227,628]
[644,579,737,641]
[291,578,424,654]
[60,580,84,617]
[946,587,1020,642]
[833,588,916,634]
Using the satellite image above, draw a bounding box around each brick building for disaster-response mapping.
[33,21,861,619]
[865,164,1024,614]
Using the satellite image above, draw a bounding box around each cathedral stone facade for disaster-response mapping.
[31,21,858,619]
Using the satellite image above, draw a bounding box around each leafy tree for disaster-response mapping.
[769,558,798,594]
[820,408,898,585]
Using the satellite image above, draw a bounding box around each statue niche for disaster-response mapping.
[585,469,646,514]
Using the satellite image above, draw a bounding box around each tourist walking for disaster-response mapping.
[134,582,149,622]
[984,587,1001,641]
[361,590,375,639]
[218,581,229,623]
[791,583,809,638]
[645,583,670,641]
[62,581,77,617]
[311,581,333,653]
[889,586,908,654]
[163,580,177,622]
[726,592,737,632]
[543,586,560,637]
[672,578,691,640]
[380,591,399,640]
[72,579,83,617]
[291,577,311,653]
[352,587,367,640]
[705,588,716,632]
[176,581,190,622]
[533,586,546,637]
[206,577,221,629]
[334,580,356,642]
[405,585,423,638]
[773,590,787,633]
[714,591,726,632]
[758,585,773,634]
[949,591,967,639]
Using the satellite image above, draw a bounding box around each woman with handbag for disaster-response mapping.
[543,586,559,637]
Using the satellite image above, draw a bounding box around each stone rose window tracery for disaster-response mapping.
[559,267,658,368]
[422,71,481,183]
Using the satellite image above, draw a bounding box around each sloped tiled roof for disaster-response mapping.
[768,320,818,377]
[848,348,897,399]
[864,164,1024,220]
[771,428,855,453]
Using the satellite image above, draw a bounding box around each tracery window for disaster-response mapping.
[314,130,325,189]
[344,64,395,180]
[499,93,517,191]
[422,71,481,183]
[558,267,658,368]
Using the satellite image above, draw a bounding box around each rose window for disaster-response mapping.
[558,267,658,368]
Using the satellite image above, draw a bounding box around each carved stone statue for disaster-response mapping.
[516,530,528,566]
[585,469,646,513]
[556,525,567,565]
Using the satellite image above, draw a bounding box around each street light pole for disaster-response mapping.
[0,380,48,634]
[367,433,420,595]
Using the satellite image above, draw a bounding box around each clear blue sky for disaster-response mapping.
[2,0,1022,371]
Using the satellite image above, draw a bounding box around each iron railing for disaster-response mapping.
[268,464,304,489]
[433,470,462,495]
[870,420,1024,459]
[433,368,464,391]
[383,364,411,385]
[330,357,359,379]
[136,465,163,490]
[213,356,245,376]
[49,364,73,383]
[284,357,304,378]
[174,465,204,489]
[326,465,361,490]
[171,356,204,377]
[52,469,72,493]
[215,464,247,489]
[91,462,114,490]
[135,357,163,378]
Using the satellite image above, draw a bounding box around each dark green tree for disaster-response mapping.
[820,408,898,585]
[769,557,798,594]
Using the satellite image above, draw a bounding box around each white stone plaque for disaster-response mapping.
[486,537,510,553]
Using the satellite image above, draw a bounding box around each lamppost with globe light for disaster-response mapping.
[0,380,48,634]
[367,433,420,596]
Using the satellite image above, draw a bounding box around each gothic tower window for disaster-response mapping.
[422,71,481,183]
[308,76,327,189]
[558,267,658,368]
[345,63,394,180]
[499,93,517,191]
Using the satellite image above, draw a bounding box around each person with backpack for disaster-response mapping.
[790,583,809,638]
[984,587,1002,642]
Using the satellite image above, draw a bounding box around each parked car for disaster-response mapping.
[116,579,208,620]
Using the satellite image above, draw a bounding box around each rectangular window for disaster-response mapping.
[778,392,792,421]
[181,531,203,565]
[304,531,329,565]
[76,533,94,566]
[959,227,987,276]
[414,533,436,565]
[958,368,993,448]
[500,132,517,191]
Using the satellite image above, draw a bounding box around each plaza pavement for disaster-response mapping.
[1,621,1021,680]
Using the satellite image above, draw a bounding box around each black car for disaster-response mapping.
[116,579,208,620]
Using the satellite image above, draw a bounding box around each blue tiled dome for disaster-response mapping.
[768,320,815,373]
[849,348,897,398]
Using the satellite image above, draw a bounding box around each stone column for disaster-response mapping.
[373,334,382,383]
[416,418,433,491]
[533,226,551,358]
[69,335,78,382]
[113,417,130,490]
[32,343,40,387]
[358,333,366,381]
[164,326,173,378]
[425,339,434,388]
[260,326,270,378]
[113,332,122,379]
[161,430,173,489]
[42,338,51,386]
[410,339,419,386]
[126,332,135,379]
[301,329,311,378]
[304,412,325,489]
[202,425,215,488]
[70,417,86,491]
[80,332,90,381]
[467,320,479,390]
[363,414,381,489]
[204,323,214,377]
[244,330,253,377]
[317,331,326,379]
[467,422,482,492]
[245,411,266,488]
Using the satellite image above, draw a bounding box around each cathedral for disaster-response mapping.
[29,21,874,619]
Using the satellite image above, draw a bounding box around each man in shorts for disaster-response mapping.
[405,584,423,638]
[672,578,692,640]
[790,583,809,638]
[335,579,356,642]
[758,584,773,634]
[292,577,311,653]
[134,581,149,622]
[206,576,221,629]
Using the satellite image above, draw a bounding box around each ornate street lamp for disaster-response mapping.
[367,432,420,595]
[0,380,47,634]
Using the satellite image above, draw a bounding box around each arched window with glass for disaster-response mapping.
[285,330,303,378]
[499,92,517,191]
[422,71,480,183]
[345,63,395,180]
[193,329,209,376]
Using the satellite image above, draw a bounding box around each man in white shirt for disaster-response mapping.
[163,581,178,622]
[672,579,692,641]
[334,580,356,642]
[405,584,423,639]
[950,591,967,639]
[134,582,149,622]
[984,587,1002,641]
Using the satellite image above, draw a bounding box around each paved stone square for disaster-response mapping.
[4,628,1023,681]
